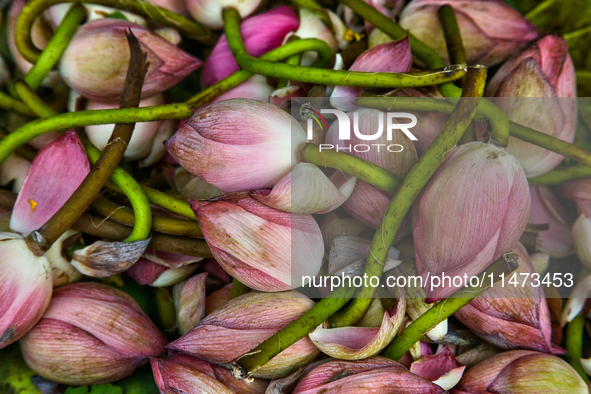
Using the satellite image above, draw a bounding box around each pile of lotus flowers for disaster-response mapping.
[2,0,591,392]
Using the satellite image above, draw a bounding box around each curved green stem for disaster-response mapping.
[14,79,59,118]
[228,278,249,300]
[438,5,466,75]
[81,138,151,243]
[23,3,86,91]
[0,90,36,117]
[330,66,487,328]
[0,103,191,166]
[15,0,215,64]
[277,40,303,89]
[529,165,591,186]
[90,196,202,237]
[222,8,467,88]
[566,314,590,382]
[186,38,332,108]
[233,285,356,379]
[381,254,519,360]
[301,143,401,194]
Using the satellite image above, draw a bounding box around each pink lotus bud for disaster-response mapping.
[331,37,412,105]
[191,195,323,291]
[20,282,167,385]
[9,0,61,86]
[166,99,308,193]
[485,35,577,178]
[413,142,530,300]
[529,185,574,258]
[126,257,199,287]
[293,356,446,394]
[204,283,231,317]
[173,272,208,335]
[59,19,202,101]
[168,291,320,378]
[250,163,357,214]
[318,210,367,252]
[454,243,563,354]
[453,350,587,394]
[9,131,90,235]
[152,354,268,394]
[399,0,539,66]
[392,87,448,156]
[410,348,465,391]
[288,9,338,66]
[325,108,418,228]
[309,299,406,359]
[0,233,52,349]
[85,95,176,167]
[0,153,31,193]
[201,7,298,86]
[211,75,275,103]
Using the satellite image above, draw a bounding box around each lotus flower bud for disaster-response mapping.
[399,0,538,66]
[191,195,323,291]
[561,274,591,325]
[529,185,574,258]
[454,243,563,354]
[250,163,357,214]
[485,35,577,178]
[410,348,465,390]
[20,282,167,385]
[166,99,308,193]
[85,95,176,167]
[168,291,320,378]
[59,19,202,101]
[201,7,298,86]
[318,210,367,251]
[292,356,446,394]
[172,168,224,201]
[558,177,591,269]
[173,273,207,335]
[331,37,412,106]
[211,75,275,103]
[9,131,90,235]
[9,0,61,86]
[186,0,261,29]
[204,283,231,316]
[413,142,530,300]
[453,350,587,394]
[0,153,31,193]
[309,298,406,359]
[325,108,418,228]
[455,343,502,368]
[200,258,232,283]
[288,9,338,66]
[126,257,199,287]
[152,354,268,394]
[0,233,52,349]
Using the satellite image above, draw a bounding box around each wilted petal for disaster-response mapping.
[410,348,465,390]
[251,163,357,214]
[152,358,235,394]
[309,298,406,359]
[71,239,150,278]
[173,272,208,335]
[10,131,90,235]
[318,210,367,252]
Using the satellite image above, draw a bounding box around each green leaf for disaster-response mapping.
[117,366,160,394]
[0,344,41,394]
[65,384,123,394]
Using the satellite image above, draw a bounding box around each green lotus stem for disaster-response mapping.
[566,314,590,382]
[0,90,36,117]
[300,144,401,194]
[529,165,591,185]
[228,278,249,300]
[15,0,215,64]
[277,39,303,89]
[81,138,152,243]
[232,285,356,379]
[186,38,332,108]
[222,8,467,88]
[90,196,202,237]
[438,5,467,86]
[0,103,191,166]
[13,79,59,118]
[381,253,519,361]
[330,66,487,328]
[23,3,86,91]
